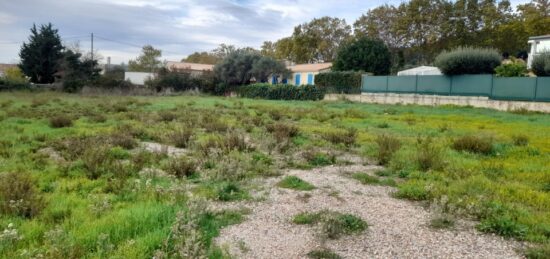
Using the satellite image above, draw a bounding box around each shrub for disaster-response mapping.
[169,128,193,148]
[238,83,325,101]
[307,249,342,259]
[277,176,315,191]
[434,47,501,75]
[416,136,445,171]
[217,182,248,201]
[375,134,401,165]
[222,131,250,152]
[49,115,73,128]
[165,156,197,178]
[293,210,368,239]
[333,36,392,75]
[321,128,357,147]
[495,62,527,77]
[314,71,362,94]
[302,150,336,166]
[81,145,113,179]
[0,172,44,218]
[452,135,494,155]
[525,244,550,259]
[477,214,528,239]
[512,134,529,146]
[352,173,380,185]
[531,52,550,76]
[266,122,299,142]
[109,133,137,149]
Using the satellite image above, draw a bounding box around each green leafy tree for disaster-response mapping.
[19,23,64,83]
[60,49,100,92]
[214,51,288,86]
[260,41,277,58]
[128,45,162,72]
[183,51,220,64]
[333,37,392,75]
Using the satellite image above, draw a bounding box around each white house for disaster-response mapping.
[270,63,332,85]
[527,35,550,69]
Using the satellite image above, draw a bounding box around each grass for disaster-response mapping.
[277,176,315,191]
[0,91,548,257]
[307,248,342,259]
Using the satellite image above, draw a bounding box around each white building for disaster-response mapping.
[124,72,155,85]
[527,35,550,69]
[269,63,333,85]
[397,66,442,76]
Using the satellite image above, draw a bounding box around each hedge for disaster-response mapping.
[238,83,325,101]
[434,47,501,75]
[314,71,362,94]
[531,52,550,76]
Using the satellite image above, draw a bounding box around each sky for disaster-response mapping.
[0,0,530,64]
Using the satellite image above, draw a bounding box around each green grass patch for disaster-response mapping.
[277,176,315,191]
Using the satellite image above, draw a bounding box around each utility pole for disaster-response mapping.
[91,33,94,61]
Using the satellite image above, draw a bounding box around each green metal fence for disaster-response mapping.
[362,75,550,102]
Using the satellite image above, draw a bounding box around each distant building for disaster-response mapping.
[165,61,214,76]
[0,64,17,77]
[124,72,155,85]
[270,62,333,85]
[527,35,550,69]
[397,66,442,76]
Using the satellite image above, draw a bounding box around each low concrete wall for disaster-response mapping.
[325,93,550,113]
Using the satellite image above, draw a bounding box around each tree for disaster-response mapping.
[183,51,220,64]
[3,67,27,84]
[214,50,288,86]
[260,41,277,58]
[128,45,162,72]
[19,23,64,83]
[333,37,392,75]
[60,49,100,92]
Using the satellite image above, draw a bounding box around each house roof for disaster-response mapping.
[288,62,332,73]
[397,66,442,76]
[529,35,550,41]
[166,61,214,71]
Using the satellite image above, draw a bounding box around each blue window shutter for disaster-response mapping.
[295,74,301,85]
[272,75,277,84]
[308,74,313,84]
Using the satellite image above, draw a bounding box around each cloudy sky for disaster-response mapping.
[0,0,529,64]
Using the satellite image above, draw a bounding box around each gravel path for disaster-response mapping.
[215,164,522,259]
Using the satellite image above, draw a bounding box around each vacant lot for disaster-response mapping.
[0,92,548,258]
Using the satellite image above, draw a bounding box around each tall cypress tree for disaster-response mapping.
[19,23,64,84]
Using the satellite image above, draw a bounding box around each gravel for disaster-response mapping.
[215,164,522,259]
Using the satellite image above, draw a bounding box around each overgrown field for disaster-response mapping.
[0,91,549,258]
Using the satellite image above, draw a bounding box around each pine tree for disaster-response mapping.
[19,23,64,84]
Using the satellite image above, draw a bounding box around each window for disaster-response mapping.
[295,74,301,85]
[307,74,313,85]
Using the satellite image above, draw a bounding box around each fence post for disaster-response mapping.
[385,76,389,93]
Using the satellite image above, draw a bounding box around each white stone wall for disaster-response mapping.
[324,93,550,113]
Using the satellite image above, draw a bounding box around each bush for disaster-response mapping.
[495,62,528,77]
[266,123,299,142]
[512,134,529,146]
[277,176,315,191]
[292,210,368,239]
[314,71,362,94]
[321,128,357,147]
[333,36,392,75]
[531,52,550,76]
[146,68,219,93]
[165,156,197,178]
[49,115,73,128]
[434,47,501,75]
[238,83,325,101]
[452,135,494,155]
[416,136,445,171]
[375,134,401,165]
[169,128,193,148]
[0,172,44,218]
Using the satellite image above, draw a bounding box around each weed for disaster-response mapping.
[430,216,455,229]
[110,133,138,149]
[216,182,249,201]
[452,135,494,155]
[88,114,107,123]
[293,210,367,239]
[169,128,193,148]
[352,173,380,185]
[395,180,430,201]
[376,122,390,128]
[375,134,401,165]
[478,215,528,239]
[0,172,44,218]
[157,110,177,122]
[302,150,336,167]
[307,249,342,259]
[512,134,529,146]
[277,176,315,191]
[49,115,73,128]
[222,131,250,152]
[266,122,299,142]
[165,156,197,178]
[321,127,357,147]
[416,136,445,171]
[525,244,550,259]
[81,145,113,179]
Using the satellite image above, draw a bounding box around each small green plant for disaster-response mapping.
[302,150,336,167]
[477,214,528,239]
[395,180,429,201]
[375,134,401,165]
[217,182,248,201]
[266,123,299,142]
[452,135,494,155]
[170,128,193,148]
[525,244,550,259]
[352,173,380,185]
[430,216,455,229]
[0,172,44,218]
[49,115,73,128]
[307,249,343,259]
[416,136,445,171]
[110,133,137,149]
[495,62,527,77]
[292,210,367,239]
[277,176,315,191]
